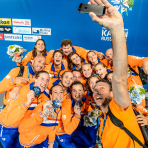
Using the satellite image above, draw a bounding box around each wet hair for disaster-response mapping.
[68,52,84,70]
[96,79,112,92]
[88,75,101,85]
[95,62,107,68]
[61,39,72,47]
[82,63,92,70]
[87,75,101,96]
[53,50,64,58]
[33,39,47,57]
[50,84,63,95]
[71,81,84,91]
[35,71,49,79]
[87,50,96,59]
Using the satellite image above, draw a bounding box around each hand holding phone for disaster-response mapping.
[78,3,106,16]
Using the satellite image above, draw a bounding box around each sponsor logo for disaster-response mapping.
[101,27,128,41]
[4,34,22,41]
[12,19,31,26]
[110,0,134,16]
[0,18,11,25]
[0,34,4,40]
[13,27,31,34]
[0,27,12,33]
[23,35,41,42]
[32,28,51,35]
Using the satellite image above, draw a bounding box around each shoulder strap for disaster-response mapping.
[128,64,138,75]
[108,107,147,148]
[17,66,24,77]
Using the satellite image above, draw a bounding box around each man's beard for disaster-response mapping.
[102,96,112,108]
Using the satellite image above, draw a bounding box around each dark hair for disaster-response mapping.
[53,50,64,58]
[67,52,84,71]
[96,79,112,91]
[87,75,101,96]
[35,71,49,79]
[106,71,113,78]
[33,39,47,57]
[61,39,72,47]
[87,50,96,59]
[50,84,63,95]
[71,81,84,91]
[72,70,81,74]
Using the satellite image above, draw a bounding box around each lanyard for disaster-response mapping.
[53,69,62,79]
[96,112,108,145]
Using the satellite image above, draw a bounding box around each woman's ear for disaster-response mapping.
[50,94,52,100]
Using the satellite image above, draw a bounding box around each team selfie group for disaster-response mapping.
[0,0,148,148]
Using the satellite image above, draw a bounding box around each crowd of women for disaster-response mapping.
[0,0,148,148]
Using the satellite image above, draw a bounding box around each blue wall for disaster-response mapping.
[0,0,148,81]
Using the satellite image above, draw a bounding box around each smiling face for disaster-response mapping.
[61,72,73,88]
[93,82,112,107]
[72,71,81,82]
[82,64,92,78]
[89,77,99,92]
[53,52,62,66]
[87,51,98,64]
[95,64,107,79]
[70,54,81,66]
[34,73,49,92]
[106,49,113,64]
[71,84,84,102]
[50,85,63,103]
[32,56,46,72]
[62,44,73,56]
[35,40,45,52]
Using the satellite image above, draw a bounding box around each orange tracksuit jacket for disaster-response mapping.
[18,102,61,147]
[0,65,35,105]
[44,62,68,89]
[0,83,49,128]
[105,55,148,72]
[56,97,92,136]
[17,50,52,66]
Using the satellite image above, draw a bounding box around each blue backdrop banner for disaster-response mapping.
[0,0,148,81]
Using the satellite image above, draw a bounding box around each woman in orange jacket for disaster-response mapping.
[54,81,93,148]
[19,84,64,148]
[17,39,52,66]
[44,50,68,89]
[0,71,50,148]
[67,52,86,71]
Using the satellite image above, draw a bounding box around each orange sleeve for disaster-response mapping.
[17,51,33,66]
[101,58,109,68]
[19,102,44,134]
[74,46,88,60]
[62,99,81,135]
[45,52,53,65]
[4,86,30,126]
[0,67,20,93]
[128,55,148,68]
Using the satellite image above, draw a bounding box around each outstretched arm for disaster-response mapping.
[89,0,130,108]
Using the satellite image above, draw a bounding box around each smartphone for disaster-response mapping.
[78,3,106,16]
